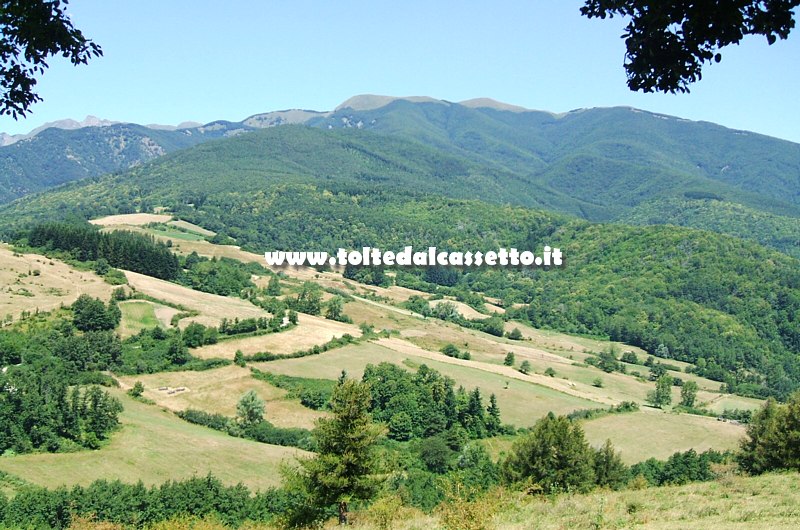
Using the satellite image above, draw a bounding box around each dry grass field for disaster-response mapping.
[190,313,362,359]
[0,244,114,320]
[123,270,269,327]
[580,409,746,463]
[0,390,306,491]
[116,365,324,429]
[89,213,173,226]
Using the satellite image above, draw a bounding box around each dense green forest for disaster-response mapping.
[0,303,124,454]
[27,222,179,280]
[621,197,800,259]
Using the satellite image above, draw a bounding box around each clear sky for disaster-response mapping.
[1,0,798,143]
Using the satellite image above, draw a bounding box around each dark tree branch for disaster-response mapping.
[581,0,799,93]
[1,0,102,118]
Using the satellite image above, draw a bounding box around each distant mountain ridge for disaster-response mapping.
[0,95,797,255]
[0,116,120,146]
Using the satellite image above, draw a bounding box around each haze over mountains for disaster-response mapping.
[1,95,798,256]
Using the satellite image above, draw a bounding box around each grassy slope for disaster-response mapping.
[118,300,162,337]
[116,365,325,429]
[488,472,800,530]
[0,244,114,320]
[0,390,306,491]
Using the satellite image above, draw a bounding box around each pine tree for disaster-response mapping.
[738,393,800,474]
[295,380,385,525]
[486,393,502,435]
[593,439,629,489]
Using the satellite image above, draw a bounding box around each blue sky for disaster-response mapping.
[1,0,798,143]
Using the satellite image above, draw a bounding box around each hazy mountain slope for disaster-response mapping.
[315,99,800,219]
[0,125,599,220]
[2,96,798,222]
[1,97,798,257]
[620,197,800,259]
[0,122,252,204]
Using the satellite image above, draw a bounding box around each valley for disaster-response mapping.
[0,213,758,493]
[0,95,797,529]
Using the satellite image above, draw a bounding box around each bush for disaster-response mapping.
[501,413,596,494]
[127,381,144,398]
[518,360,531,375]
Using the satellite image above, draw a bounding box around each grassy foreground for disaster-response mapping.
[56,471,800,529]
[0,390,305,491]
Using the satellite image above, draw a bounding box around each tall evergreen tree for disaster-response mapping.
[486,393,502,435]
[593,439,629,490]
[296,380,385,525]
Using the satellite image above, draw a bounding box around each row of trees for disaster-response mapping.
[28,222,180,280]
[178,252,262,296]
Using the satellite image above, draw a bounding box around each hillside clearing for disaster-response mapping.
[123,269,269,326]
[116,365,324,429]
[581,409,746,463]
[0,390,306,490]
[190,313,361,359]
[118,300,177,338]
[0,244,113,320]
[89,213,173,226]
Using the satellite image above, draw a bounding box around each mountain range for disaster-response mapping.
[1,95,797,256]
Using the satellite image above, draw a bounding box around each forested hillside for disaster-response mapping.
[1,125,798,399]
[1,97,798,256]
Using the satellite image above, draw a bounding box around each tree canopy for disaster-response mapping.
[581,0,799,93]
[0,0,102,118]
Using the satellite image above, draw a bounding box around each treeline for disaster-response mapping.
[27,222,179,280]
[177,408,314,451]
[0,475,294,529]
[177,252,263,297]
[243,333,357,363]
[250,369,336,410]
